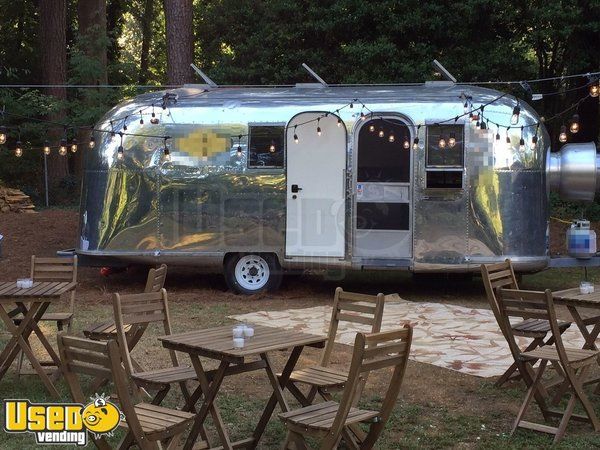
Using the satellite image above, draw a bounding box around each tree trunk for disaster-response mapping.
[163,0,194,85]
[139,0,154,84]
[39,0,69,183]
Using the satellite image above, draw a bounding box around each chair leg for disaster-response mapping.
[512,360,548,435]
[567,365,600,432]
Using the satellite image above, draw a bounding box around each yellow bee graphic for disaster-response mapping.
[82,394,124,438]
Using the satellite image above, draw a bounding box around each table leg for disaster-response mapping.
[17,302,62,367]
[0,301,60,397]
[184,357,232,450]
[250,345,304,450]
[567,306,599,350]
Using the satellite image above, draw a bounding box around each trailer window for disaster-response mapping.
[425,125,464,189]
[248,125,284,168]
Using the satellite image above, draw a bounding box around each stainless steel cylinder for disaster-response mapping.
[547,142,599,201]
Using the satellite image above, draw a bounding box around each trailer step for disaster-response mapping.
[359,258,412,269]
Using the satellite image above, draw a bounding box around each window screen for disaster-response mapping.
[248,125,284,168]
[426,125,464,189]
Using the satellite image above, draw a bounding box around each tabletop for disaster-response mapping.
[0,281,76,300]
[160,324,326,363]
[553,287,600,308]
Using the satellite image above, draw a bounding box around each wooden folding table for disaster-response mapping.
[0,281,76,398]
[552,288,600,350]
[159,324,326,450]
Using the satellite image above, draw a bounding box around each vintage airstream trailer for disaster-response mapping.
[77,81,600,293]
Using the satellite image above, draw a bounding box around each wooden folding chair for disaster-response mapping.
[481,260,570,386]
[498,288,600,443]
[282,288,385,407]
[14,255,78,376]
[83,264,167,373]
[279,325,412,450]
[58,334,195,449]
[113,289,197,408]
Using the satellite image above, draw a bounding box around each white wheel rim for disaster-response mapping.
[235,255,270,291]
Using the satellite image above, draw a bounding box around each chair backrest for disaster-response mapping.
[320,287,386,367]
[497,288,566,360]
[144,264,167,293]
[322,326,413,449]
[31,255,78,311]
[57,335,147,449]
[113,289,179,377]
[481,260,518,337]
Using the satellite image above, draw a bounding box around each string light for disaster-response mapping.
[150,104,159,124]
[337,117,342,127]
[237,135,243,157]
[388,132,395,143]
[89,135,95,149]
[569,114,579,133]
[495,125,500,141]
[293,126,299,144]
[559,125,568,143]
[123,117,128,131]
[519,127,525,151]
[70,138,78,153]
[531,124,539,149]
[412,137,419,150]
[163,138,171,162]
[463,100,469,114]
[316,118,322,136]
[590,81,599,97]
[369,124,375,132]
[481,119,487,131]
[506,127,511,145]
[59,138,68,155]
[269,140,276,152]
[109,120,115,138]
[511,104,520,125]
[449,132,456,148]
[139,110,144,125]
[117,132,124,160]
[43,140,50,155]
[0,126,6,144]
[15,140,22,157]
[402,136,410,149]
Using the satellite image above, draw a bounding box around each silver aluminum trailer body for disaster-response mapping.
[77,83,599,292]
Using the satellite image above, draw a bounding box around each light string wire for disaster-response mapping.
[0,73,598,156]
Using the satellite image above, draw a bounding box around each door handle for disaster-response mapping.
[291,184,303,193]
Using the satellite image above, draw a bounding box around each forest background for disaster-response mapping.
[0,0,598,217]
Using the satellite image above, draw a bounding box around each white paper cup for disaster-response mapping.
[232,326,244,338]
[233,337,245,349]
[243,326,254,338]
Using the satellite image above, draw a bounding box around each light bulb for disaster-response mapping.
[388,133,395,143]
[511,105,520,125]
[403,138,410,149]
[476,119,481,129]
[519,137,525,151]
[164,148,171,162]
[369,124,375,133]
[117,146,124,160]
[70,139,78,153]
[531,135,538,150]
[337,118,342,127]
[317,126,322,136]
[506,135,511,145]
[139,118,144,125]
[15,141,22,157]
[269,143,276,152]
[590,83,599,98]
[559,125,567,143]
[150,113,159,125]
[59,139,68,155]
[236,146,242,157]
[293,133,299,144]
[43,141,51,155]
[0,126,6,144]
[570,114,579,134]
[463,101,469,114]
[495,132,500,141]
[481,121,487,130]
[412,137,419,150]
[378,129,384,138]
[448,133,456,148]
[439,136,447,148]
[89,136,95,149]
[360,112,366,121]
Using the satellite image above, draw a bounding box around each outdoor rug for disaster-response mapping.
[230,295,587,378]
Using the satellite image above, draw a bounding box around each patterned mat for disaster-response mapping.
[231,295,587,378]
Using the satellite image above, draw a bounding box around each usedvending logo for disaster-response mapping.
[4,394,124,446]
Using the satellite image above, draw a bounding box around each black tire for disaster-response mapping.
[224,253,282,295]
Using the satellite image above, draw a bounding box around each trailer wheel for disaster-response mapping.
[224,253,282,295]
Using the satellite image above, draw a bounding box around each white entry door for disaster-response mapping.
[285,113,347,257]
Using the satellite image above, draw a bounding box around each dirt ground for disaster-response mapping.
[1,210,600,449]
